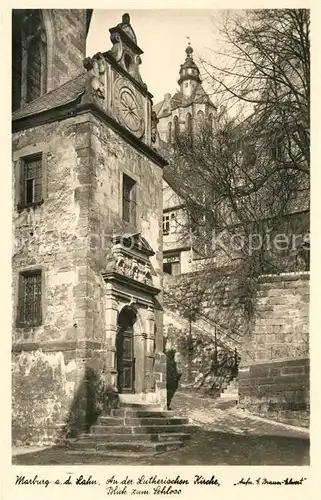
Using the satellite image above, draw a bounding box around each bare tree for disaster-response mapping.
[203,9,310,170]
[162,9,310,319]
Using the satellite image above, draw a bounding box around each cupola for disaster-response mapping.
[178,44,202,97]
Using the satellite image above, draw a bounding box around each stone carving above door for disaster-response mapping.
[105,233,154,286]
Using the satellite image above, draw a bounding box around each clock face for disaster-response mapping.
[114,78,145,138]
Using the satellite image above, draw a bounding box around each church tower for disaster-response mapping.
[178,44,202,98]
[153,44,217,275]
[12,10,167,445]
[154,44,217,144]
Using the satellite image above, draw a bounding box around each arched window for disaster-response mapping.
[173,115,179,141]
[196,110,204,132]
[12,10,47,111]
[167,122,172,143]
[186,113,192,136]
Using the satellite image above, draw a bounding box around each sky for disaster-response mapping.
[86,9,224,106]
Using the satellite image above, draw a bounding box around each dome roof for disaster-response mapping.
[178,44,201,86]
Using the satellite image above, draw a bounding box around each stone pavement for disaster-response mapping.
[12,391,309,466]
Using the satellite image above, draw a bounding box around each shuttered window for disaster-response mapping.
[20,154,43,206]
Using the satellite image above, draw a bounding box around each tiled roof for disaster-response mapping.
[12,72,87,121]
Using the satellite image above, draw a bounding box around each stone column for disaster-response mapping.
[144,306,156,393]
[105,292,118,388]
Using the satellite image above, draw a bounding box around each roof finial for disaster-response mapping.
[185,36,193,57]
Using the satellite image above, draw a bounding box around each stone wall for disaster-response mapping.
[239,272,309,427]
[164,271,310,426]
[47,9,87,91]
[164,271,247,334]
[241,272,309,365]
[12,115,92,344]
[163,272,244,392]
[12,114,105,444]
[12,347,105,445]
[239,358,309,427]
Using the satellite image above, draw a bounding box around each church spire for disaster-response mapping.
[178,43,202,97]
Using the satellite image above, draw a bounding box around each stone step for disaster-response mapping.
[111,409,175,418]
[118,402,163,411]
[132,424,193,434]
[78,432,190,443]
[119,403,162,411]
[80,433,152,442]
[66,449,156,458]
[158,432,191,443]
[68,440,184,454]
[91,425,133,435]
[97,416,124,425]
[92,421,191,435]
[124,417,189,426]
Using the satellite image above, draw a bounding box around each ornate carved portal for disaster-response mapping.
[103,233,160,398]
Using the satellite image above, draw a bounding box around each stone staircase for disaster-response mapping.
[67,402,192,458]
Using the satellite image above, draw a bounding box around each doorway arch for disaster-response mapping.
[116,305,137,393]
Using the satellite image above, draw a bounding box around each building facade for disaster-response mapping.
[12,10,167,444]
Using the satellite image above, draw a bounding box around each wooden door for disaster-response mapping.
[116,326,135,393]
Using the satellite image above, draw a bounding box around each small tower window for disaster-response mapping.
[186,113,192,135]
[196,110,204,131]
[122,173,137,225]
[173,116,179,141]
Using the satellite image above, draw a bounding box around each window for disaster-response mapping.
[197,110,204,126]
[173,116,179,141]
[163,215,170,234]
[122,174,137,225]
[186,113,192,135]
[12,10,47,111]
[19,154,43,208]
[163,213,175,234]
[17,270,42,327]
[163,254,181,275]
